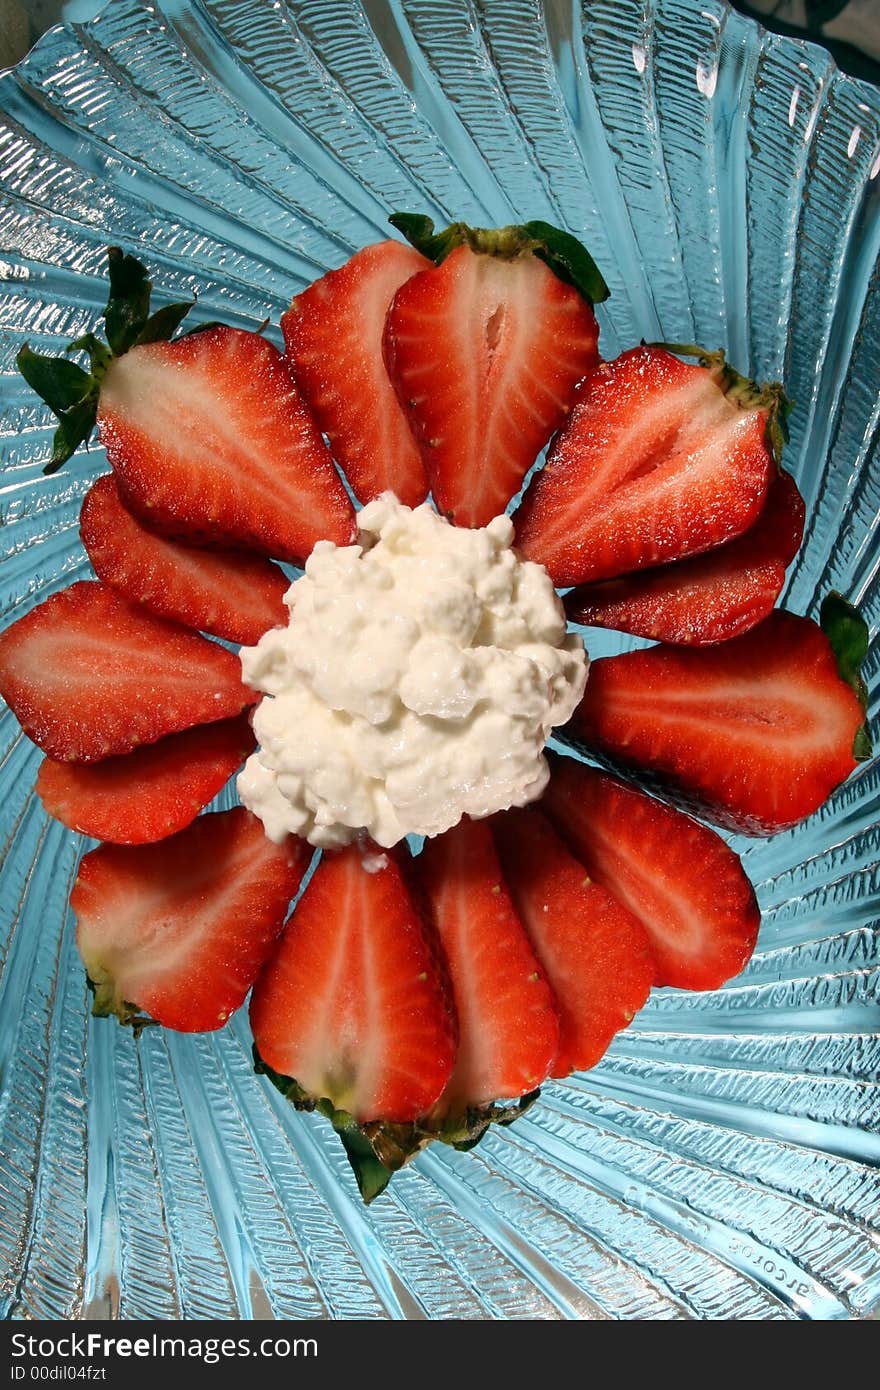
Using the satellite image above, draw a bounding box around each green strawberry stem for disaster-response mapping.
[390,212,610,305]
[254,1049,540,1204]
[648,341,792,467]
[820,592,873,760]
[16,246,195,475]
[86,973,156,1038]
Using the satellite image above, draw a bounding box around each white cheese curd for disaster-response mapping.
[237,493,588,850]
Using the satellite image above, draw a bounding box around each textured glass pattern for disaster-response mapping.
[1,0,878,1321]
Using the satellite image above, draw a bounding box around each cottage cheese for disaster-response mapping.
[237,494,587,849]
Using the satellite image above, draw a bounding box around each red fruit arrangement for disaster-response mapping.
[1,226,871,1202]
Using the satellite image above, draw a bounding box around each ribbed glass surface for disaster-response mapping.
[1,0,878,1321]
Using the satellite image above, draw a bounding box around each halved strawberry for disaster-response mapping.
[542,757,760,991]
[36,713,255,844]
[250,842,456,1125]
[515,345,787,585]
[81,474,289,645]
[0,581,255,762]
[16,248,355,559]
[282,240,431,507]
[100,325,355,561]
[418,817,559,1108]
[565,601,871,834]
[492,806,655,1074]
[71,807,310,1032]
[383,216,605,526]
[566,470,805,645]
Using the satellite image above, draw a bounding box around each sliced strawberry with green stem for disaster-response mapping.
[0,581,255,763]
[72,807,310,1032]
[251,842,456,1202]
[492,805,655,1073]
[36,713,255,844]
[565,599,871,835]
[383,215,606,527]
[17,246,356,561]
[17,247,193,473]
[542,757,761,991]
[282,239,431,507]
[515,344,787,586]
[566,469,805,645]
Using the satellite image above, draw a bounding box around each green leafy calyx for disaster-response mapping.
[820,591,873,760]
[389,213,610,305]
[16,246,195,475]
[86,973,156,1039]
[651,342,792,466]
[254,1049,540,1204]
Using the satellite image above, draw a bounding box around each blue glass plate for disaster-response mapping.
[1,0,878,1321]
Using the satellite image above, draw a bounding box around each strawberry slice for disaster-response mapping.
[566,600,871,834]
[0,581,255,762]
[36,713,255,844]
[542,758,760,991]
[100,325,355,561]
[418,818,559,1108]
[515,345,787,586]
[566,470,806,645]
[16,248,356,560]
[492,806,655,1074]
[282,240,431,507]
[383,215,605,527]
[81,474,289,646]
[250,843,456,1126]
[71,807,310,1032]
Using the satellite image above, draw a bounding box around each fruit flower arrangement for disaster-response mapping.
[1,219,871,1203]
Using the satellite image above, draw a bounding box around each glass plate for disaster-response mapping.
[1,0,878,1322]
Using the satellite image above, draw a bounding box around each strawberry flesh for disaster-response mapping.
[492,805,655,1074]
[282,240,431,507]
[0,581,255,762]
[250,843,456,1124]
[81,474,289,646]
[98,325,356,562]
[384,244,600,527]
[566,610,866,834]
[566,470,805,645]
[72,807,310,1032]
[418,817,559,1108]
[515,345,774,585]
[36,713,255,844]
[543,758,760,990]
